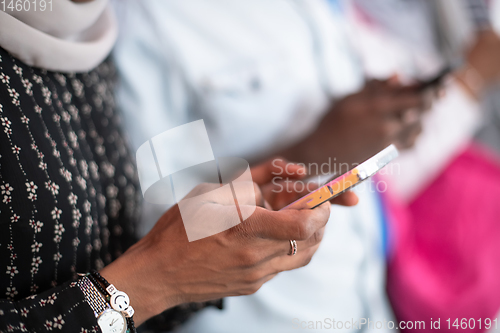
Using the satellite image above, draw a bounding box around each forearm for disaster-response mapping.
[277,116,352,168]
[99,239,180,326]
[279,134,325,166]
[278,128,377,172]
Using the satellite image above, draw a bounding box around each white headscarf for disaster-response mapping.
[0,0,117,72]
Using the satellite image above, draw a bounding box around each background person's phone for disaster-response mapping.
[417,66,453,91]
[281,145,399,210]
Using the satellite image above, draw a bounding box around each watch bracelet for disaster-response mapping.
[87,273,109,301]
[77,276,110,317]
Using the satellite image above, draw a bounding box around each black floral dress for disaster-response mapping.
[0,45,140,332]
[0,47,221,333]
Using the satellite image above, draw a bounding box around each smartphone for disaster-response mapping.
[281,144,399,210]
[417,66,452,91]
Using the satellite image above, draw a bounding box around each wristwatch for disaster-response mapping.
[78,276,127,333]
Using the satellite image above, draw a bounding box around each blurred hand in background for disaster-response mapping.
[455,29,500,99]
[281,77,432,168]
[467,29,500,84]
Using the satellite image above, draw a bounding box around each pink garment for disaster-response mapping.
[386,142,500,332]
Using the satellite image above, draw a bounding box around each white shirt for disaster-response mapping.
[113,1,393,332]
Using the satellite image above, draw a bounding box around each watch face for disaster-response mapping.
[97,309,126,333]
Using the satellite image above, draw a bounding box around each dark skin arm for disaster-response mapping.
[455,29,500,99]
[279,78,430,168]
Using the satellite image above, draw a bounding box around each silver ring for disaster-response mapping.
[288,240,297,256]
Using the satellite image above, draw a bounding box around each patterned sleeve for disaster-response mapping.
[0,280,99,333]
